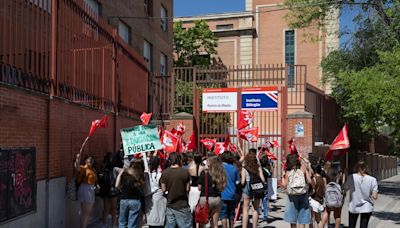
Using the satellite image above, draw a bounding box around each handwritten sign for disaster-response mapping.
[121,125,162,155]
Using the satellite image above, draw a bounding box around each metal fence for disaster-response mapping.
[173,64,307,179]
[0,0,148,118]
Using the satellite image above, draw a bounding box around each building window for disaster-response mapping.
[144,40,153,72]
[144,0,152,16]
[118,21,131,44]
[216,24,233,30]
[160,53,167,76]
[160,5,167,32]
[285,30,295,88]
[84,0,101,15]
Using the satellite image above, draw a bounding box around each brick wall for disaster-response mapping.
[0,84,143,181]
[100,0,174,74]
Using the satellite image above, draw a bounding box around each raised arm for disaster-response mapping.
[115,168,124,189]
[74,153,81,172]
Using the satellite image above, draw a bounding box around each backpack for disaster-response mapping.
[325,182,343,208]
[287,169,308,195]
[247,169,265,199]
[66,176,78,201]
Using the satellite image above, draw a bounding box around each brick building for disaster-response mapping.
[176,0,339,93]
[0,0,172,227]
[173,0,342,167]
[92,0,174,75]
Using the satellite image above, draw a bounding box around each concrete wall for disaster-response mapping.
[1,177,66,228]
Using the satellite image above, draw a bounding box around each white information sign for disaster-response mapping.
[202,88,238,112]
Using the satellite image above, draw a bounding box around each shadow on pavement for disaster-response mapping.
[373,211,400,224]
[378,180,400,199]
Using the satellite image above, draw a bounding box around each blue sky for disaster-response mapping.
[174,0,357,47]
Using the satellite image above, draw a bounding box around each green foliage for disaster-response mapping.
[284,0,400,155]
[174,20,218,67]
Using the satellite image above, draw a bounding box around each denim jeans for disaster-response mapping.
[165,207,192,228]
[262,189,269,221]
[119,199,141,228]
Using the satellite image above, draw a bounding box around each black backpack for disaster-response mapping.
[247,169,265,199]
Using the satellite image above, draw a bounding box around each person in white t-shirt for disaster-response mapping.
[344,161,378,228]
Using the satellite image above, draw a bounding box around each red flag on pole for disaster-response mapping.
[288,138,298,154]
[272,140,280,148]
[140,112,152,125]
[160,130,178,153]
[201,138,216,151]
[224,135,231,148]
[265,150,278,160]
[176,122,186,136]
[214,142,226,155]
[88,115,109,137]
[238,110,253,130]
[177,138,186,153]
[238,127,259,142]
[186,132,197,151]
[325,124,350,161]
[229,144,238,153]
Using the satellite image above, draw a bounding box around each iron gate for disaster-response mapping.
[174,64,307,179]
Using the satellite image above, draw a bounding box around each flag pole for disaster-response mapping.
[79,136,90,155]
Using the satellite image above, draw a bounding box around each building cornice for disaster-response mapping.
[174,11,254,22]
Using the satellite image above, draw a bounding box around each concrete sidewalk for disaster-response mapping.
[89,168,400,228]
[252,170,400,228]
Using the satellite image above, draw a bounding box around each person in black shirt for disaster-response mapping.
[115,159,145,228]
[198,156,227,228]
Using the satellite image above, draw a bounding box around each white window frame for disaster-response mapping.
[118,21,131,45]
[144,40,153,72]
[84,0,100,15]
[160,53,167,76]
[160,5,167,32]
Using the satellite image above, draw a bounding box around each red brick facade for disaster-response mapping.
[0,85,142,181]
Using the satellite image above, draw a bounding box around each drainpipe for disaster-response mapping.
[47,0,58,227]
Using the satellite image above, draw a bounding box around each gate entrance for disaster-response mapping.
[174,64,306,179]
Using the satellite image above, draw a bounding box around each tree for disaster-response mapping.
[284,0,400,154]
[173,20,218,67]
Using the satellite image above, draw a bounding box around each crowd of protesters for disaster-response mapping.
[72,144,379,228]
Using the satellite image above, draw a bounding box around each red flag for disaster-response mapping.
[288,138,298,154]
[229,143,238,153]
[176,122,186,136]
[214,142,226,155]
[140,112,152,125]
[238,127,259,142]
[177,138,186,153]
[186,132,197,151]
[88,115,108,137]
[157,150,165,160]
[265,150,278,160]
[171,128,178,136]
[201,138,216,151]
[224,135,231,148]
[238,110,253,130]
[325,124,350,161]
[272,140,280,148]
[160,130,178,153]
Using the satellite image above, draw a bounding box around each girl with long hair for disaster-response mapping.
[115,159,145,227]
[99,152,118,227]
[74,154,99,228]
[198,156,227,228]
[241,151,266,228]
[189,153,205,213]
[144,156,166,228]
[344,161,378,228]
[282,153,314,228]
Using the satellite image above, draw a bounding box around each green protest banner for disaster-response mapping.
[120,125,162,155]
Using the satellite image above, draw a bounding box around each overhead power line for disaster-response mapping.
[107,1,372,20]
